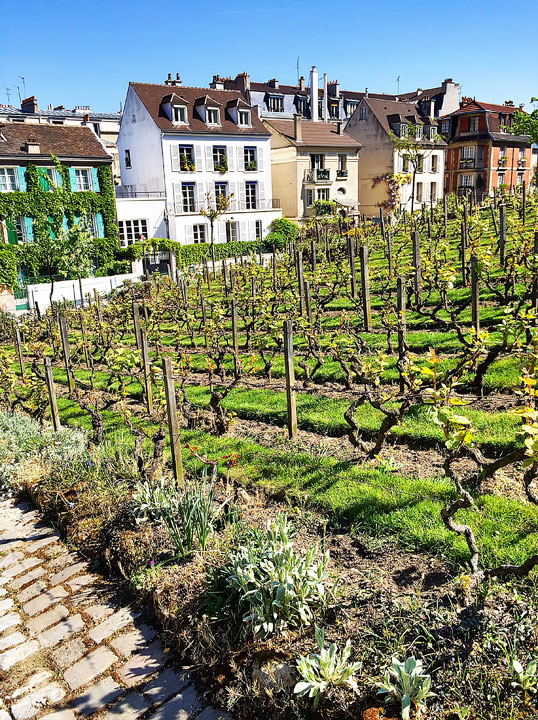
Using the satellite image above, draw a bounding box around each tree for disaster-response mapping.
[389,123,436,214]
[510,99,538,145]
[199,191,234,274]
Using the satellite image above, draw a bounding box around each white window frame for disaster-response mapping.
[182,183,196,213]
[431,155,438,173]
[518,173,524,184]
[469,116,479,132]
[0,168,19,192]
[124,149,132,169]
[430,182,437,201]
[306,189,313,207]
[193,224,206,243]
[462,146,475,159]
[213,146,227,171]
[206,108,220,125]
[268,96,284,113]
[215,181,227,200]
[441,120,450,135]
[359,106,367,120]
[226,221,238,242]
[416,182,423,202]
[172,105,188,124]
[245,182,257,210]
[244,146,257,171]
[498,172,506,185]
[75,168,92,192]
[255,220,262,241]
[316,188,330,201]
[238,109,251,126]
[461,174,473,187]
[118,219,149,246]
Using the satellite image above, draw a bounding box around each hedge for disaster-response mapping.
[0,246,17,291]
[118,239,265,268]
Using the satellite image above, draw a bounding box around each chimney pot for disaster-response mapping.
[365,87,369,98]
[21,96,38,114]
[293,113,303,141]
[299,76,305,92]
[310,66,319,122]
[336,120,344,135]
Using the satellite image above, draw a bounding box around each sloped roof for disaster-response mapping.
[398,86,443,102]
[446,100,521,117]
[0,122,111,159]
[130,83,269,136]
[264,118,363,148]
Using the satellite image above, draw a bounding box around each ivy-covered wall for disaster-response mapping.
[0,159,118,266]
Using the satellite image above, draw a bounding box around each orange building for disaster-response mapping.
[440,98,531,201]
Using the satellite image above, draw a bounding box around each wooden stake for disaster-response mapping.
[499,204,506,265]
[310,239,317,273]
[140,327,153,413]
[461,221,468,287]
[231,297,240,378]
[44,358,61,432]
[297,250,305,316]
[397,277,407,393]
[471,256,480,334]
[304,280,313,328]
[162,356,184,486]
[132,302,142,349]
[14,324,25,379]
[412,230,422,307]
[283,319,297,440]
[359,245,372,331]
[387,232,393,278]
[58,314,75,397]
[78,309,90,368]
[348,237,358,299]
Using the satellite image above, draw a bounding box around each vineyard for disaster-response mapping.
[2,190,538,719]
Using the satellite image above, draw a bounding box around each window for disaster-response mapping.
[245,182,257,210]
[306,189,313,207]
[519,147,526,158]
[238,109,251,126]
[461,174,473,187]
[441,120,450,135]
[172,105,187,124]
[347,102,358,116]
[182,183,195,213]
[338,154,347,174]
[462,146,475,159]
[75,169,91,191]
[215,182,227,200]
[310,154,324,170]
[469,116,479,132]
[518,173,524,184]
[416,182,423,202]
[360,106,367,120]
[193,224,206,243]
[415,125,423,140]
[417,155,424,173]
[498,172,506,185]
[255,220,262,241]
[430,182,437,201]
[267,96,284,113]
[400,123,408,137]
[226,221,238,242]
[296,97,306,114]
[43,168,56,189]
[0,168,18,192]
[431,155,438,173]
[317,188,330,201]
[402,156,410,173]
[244,147,257,171]
[329,102,339,119]
[207,108,220,125]
[118,219,148,246]
[213,146,227,172]
[179,145,195,171]
[124,150,132,169]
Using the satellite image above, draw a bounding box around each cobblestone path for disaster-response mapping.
[0,499,231,720]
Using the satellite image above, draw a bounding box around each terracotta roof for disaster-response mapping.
[0,122,111,159]
[130,83,269,136]
[250,82,308,95]
[364,98,446,145]
[264,118,363,148]
[446,100,521,117]
[398,86,443,102]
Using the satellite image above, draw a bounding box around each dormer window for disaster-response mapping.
[415,125,423,140]
[400,124,408,137]
[173,105,188,124]
[267,96,284,113]
[296,97,306,114]
[238,109,251,126]
[207,108,220,125]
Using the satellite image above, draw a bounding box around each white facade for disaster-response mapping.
[116,85,281,247]
[393,148,446,211]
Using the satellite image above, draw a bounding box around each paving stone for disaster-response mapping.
[83,603,114,621]
[1,557,41,579]
[87,607,138,644]
[38,613,84,648]
[49,561,88,586]
[143,666,191,704]
[50,636,87,669]
[72,677,123,717]
[0,639,39,670]
[66,574,97,593]
[116,640,166,687]
[150,686,201,720]
[64,646,118,691]
[23,586,69,616]
[17,580,48,603]
[41,712,76,720]
[0,709,11,720]
[11,566,46,590]
[25,535,59,554]
[10,671,53,700]
[195,708,233,720]
[0,611,21,633]
[47,553,76,571]
[10,683,65,720]
[110,624,156,657]
[105,692,151,720]
[0,597,14,615]
[0,551,24,568]
[27,605,70,635]
[0,630,26,651]
[0,588,6,596]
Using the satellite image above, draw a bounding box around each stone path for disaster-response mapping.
[0,499,231,720]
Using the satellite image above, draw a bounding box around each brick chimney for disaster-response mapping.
[164,73,174,86]
[25,139,41,154]
[294,113,302,141]
[504,100,514,107]
[210,75,225,90]
[336,120,344,135]
[328,80,340,98]
[267,78,279,89]
[21,96,38,114]
[235,72,250,92]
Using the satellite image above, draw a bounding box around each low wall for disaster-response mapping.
[25,273,142,312]
[0,289,16,312]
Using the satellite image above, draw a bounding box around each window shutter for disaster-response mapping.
[54,169,63,188]
[171,145,180,172]
[217,222,226,243]
[62,215,69,232]
[24,217,33,242]
[96,212,105,238]
[257,146,264,172]
[258,181,265,208]
[185,225,194,244]
[38,168,49,191]
[237,146,244,171]
[239,221,247,242]
[173,183,182,214]
[17,167,27,192]
[227,145,236,172]
[239,182,246,211]
[194,145,203,172]
[248,220,256,241]
[205,146,214,172]
[69,168,77,191]
[228,181,237,211]
[91,168,100,192]
[196,182,206,211]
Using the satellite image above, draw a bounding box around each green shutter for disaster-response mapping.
[6,219,18,245]
[91,168,100,192]
[55,169,63,188]
[69,168,77,191]
[62,216,69,232]
[96,212,105,238]
[24,217,34,242]
[38,168,49,191]
[17,167,27,192]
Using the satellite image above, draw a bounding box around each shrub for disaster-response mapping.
[117,239,262,267]
[209,514,331,638]
[269,217,299,244]
[43,427,90,468]
[94,260,131,277]
[0,245,17,291]
[0,411,43,491]
[265,231,286,250]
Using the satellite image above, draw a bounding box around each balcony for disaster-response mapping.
[336,169,348,179]
[518,159,527,168]
[498,157,508,168]
[115,188,166,199]
[304,168,331,183]
[459,158,475,169]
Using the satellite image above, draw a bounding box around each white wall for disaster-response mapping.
[116,197,168,243]
[26,273,141,312]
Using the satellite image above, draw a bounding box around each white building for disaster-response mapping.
[116,77,281,248]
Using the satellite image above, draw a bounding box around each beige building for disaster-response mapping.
[264,115,362,220]
[346,97,446,216]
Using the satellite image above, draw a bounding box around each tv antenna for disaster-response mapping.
[5,87,11,104]
[16,86,22,104]
[397,75,400,94]
[297,55,300,84]
[18,76,26,98]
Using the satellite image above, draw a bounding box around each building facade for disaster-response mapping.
[264,115,362,220]
[441,99,532,200]
[116,78,281,248]
[345,97,446,215]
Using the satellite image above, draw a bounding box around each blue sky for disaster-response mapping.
[2,0,536,113]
